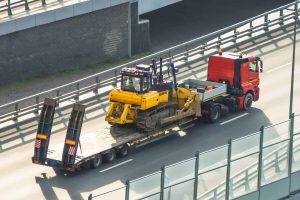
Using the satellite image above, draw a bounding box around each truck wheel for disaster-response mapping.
[243,93,253,110]
[103,149,116,163]
[209,105,221,123]
[116,144,129,158]
[91,154,102,169]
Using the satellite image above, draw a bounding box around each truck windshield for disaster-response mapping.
[122,75,141,92]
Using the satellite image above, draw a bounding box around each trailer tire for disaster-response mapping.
[103,149,116,163]
[91,154,102,169]
[116,144,129,158]
[243,93,253,111]
[209,104,221,123]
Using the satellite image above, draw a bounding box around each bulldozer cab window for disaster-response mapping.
[142,77,150,92]
[249,61,257,72]
[122,75,141,92]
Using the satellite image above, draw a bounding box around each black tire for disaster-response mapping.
[209,104,221,123]
[91,154,102,169]
[243,93,253,111]
[116,144,129,158]
[103,148,116,163]
[81,161,92,169]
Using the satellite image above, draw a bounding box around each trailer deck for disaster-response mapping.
[47,126,143,163]
[32,99,185,171]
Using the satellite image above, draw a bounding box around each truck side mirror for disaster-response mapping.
[256,57,263,73]
[259,60,263,73]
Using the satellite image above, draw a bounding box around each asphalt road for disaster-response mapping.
[0,24,299,200]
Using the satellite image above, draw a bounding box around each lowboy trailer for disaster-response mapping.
[32,51,262,172]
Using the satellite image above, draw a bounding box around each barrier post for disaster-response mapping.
[75,83,80,101]
[279,9,284,25]
[125,180,130,200]
[225,139,232,200]
[193,152,199,200]
[248,21,253,36]
[258,126,264,200]
[233,29,237,43]
[184,45,189,62]
[94,76,100,94]
[7,0,12,15]
[160,166,165,200]
[56,90,60,106]
[264,14,269,31]
[34,96,39,114]
[24,0,29,10]
[13,103,18,121]
[288,113,295,194]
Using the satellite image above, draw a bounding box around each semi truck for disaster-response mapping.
[32,51,263,172]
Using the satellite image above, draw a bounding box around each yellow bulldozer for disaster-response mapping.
[105,59,201,132]
[106,52,262,132]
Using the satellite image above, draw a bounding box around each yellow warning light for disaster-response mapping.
[66,139,76,145]
[36,134,47,140]
[239,52,243,58]
[218,48,222,55]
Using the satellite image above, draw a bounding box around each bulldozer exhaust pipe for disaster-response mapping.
[159,58,163,83]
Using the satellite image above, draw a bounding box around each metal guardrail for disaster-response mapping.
[89,114,300,200]
[0,0,48,16]
[0,1,299,128]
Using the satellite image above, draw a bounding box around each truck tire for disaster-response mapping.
[209,104,221,123]
[116,144,129,158]
[243,93,253,111]
[103,148,116,163]
[91,154,102,169]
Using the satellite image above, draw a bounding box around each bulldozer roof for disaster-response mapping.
[120,65,152,77]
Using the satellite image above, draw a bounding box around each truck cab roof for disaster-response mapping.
[210,52,255,61]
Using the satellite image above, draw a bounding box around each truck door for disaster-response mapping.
[249,60,259,86]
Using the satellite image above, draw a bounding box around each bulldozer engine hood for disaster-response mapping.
[109,89,160,106]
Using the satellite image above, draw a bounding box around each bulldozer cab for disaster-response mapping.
[121,75,142,92]
[120,65,151,93]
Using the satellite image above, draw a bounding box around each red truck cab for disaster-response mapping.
[207,51,263,110]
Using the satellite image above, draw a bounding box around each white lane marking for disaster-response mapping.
[99,159,133,172]
[220,113,248,125]
[267,62,291,73]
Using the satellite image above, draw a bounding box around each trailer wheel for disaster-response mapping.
[103,148,116,163]
[116,144,129,158]
[209,104,221,123]
[91,154,102,169]
[243,93,253,111]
